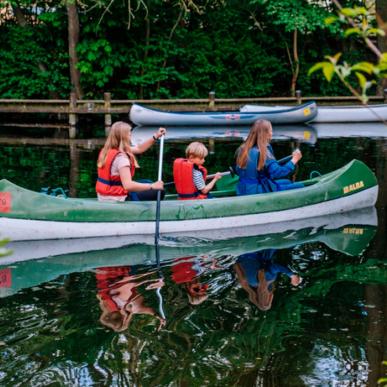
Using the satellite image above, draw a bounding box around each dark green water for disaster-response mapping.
[0,126,386,386]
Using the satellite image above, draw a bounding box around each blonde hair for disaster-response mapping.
[97,121,136,168]
[236,119,272,171]
[185,142,208,159]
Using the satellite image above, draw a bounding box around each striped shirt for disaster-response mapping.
[193,168,205,190]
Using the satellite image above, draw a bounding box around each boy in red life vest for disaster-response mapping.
[173,142,222,200]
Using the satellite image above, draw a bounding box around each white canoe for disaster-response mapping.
[129,101,318,126]
[240,103,387,123]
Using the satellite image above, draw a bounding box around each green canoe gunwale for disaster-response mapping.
[0,160,378,223]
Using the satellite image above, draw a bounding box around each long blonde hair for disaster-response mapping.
[236,119,272,171]
[97,121,137,168]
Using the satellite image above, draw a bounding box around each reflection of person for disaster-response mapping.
[233,249,302,311]
[235,119,303,196]
[171,256,217,305]
[96,266,165,332]
[96,121,166,202]
[173,142,222,200]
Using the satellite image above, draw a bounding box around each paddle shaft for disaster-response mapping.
[165,169,232,187]
[163,155,293,188]
[154,136,166,321]
[155,135,165,250]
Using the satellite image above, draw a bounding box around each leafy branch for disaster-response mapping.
[309,2,387,104]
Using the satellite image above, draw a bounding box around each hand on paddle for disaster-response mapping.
[291,148,302,165]
[154,127,166,140]
[151,180,164,190]
[201,172,222,194]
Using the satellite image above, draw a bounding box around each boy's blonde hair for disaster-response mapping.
[185,142,208,159]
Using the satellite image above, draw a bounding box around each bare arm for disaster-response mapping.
[131,127,166,155]
[119,166,163,192]
[201,173,222,194]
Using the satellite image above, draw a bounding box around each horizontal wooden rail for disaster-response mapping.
[1,90,386,138]
[0,95,385,114]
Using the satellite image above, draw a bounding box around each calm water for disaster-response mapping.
[0,124,386,386]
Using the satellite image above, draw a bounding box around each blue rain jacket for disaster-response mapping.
[235,145,302,196]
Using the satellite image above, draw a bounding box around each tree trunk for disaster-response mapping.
[67,0,83,99]
[290,29,299,97]
[376,0,387,94]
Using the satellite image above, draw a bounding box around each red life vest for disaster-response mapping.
[96,266,132,312]
[171,256,197,284]
[173,158,208,200]
[96,149,135,196]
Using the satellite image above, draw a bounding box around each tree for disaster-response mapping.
[66,0,83,98]
[309,0,387,104]
[252,0,332,96]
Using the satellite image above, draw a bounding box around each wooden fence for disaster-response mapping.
[1,91,386,138]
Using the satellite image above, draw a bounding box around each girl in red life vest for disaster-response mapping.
[173,141,222,200]
[96,121,166,202]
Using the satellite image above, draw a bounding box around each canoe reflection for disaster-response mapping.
[234,249,302,311]
[0,207,377,303]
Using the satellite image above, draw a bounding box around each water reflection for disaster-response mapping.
[171,256,214,305]
[131,124,318,145]
[0,208,384,385]
[234,249,302,311]
[97,267,165,332]
[0,207,377,301]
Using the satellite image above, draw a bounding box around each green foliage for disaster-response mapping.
[309,3,386,103]
[378,361,387,385]
[265,0,331,33]
[0,0,372,98]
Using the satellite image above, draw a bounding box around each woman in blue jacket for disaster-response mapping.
[235,119,303,195]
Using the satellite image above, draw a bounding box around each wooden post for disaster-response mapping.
[69,92,77,139]
[208,91,215,110]
[208,138,215,154]
[295,90,302,104]
[384,88,387,103]
[104,92,112,135]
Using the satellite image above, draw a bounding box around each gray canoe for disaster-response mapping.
[129,101,318,126]
[240,103,387,123]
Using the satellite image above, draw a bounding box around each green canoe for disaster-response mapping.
[0,159,378,242]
